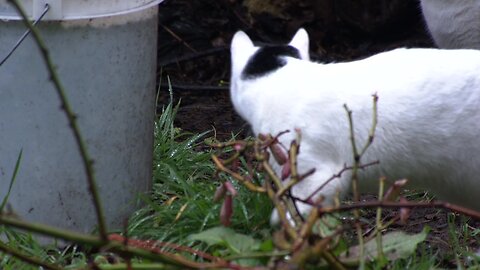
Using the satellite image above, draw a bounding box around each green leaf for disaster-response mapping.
[313,214,342,237]
[188,226,260,254]
[340,226,429,263]
[259,239,274,252]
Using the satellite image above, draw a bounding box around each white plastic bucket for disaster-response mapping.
[0,0,162,234]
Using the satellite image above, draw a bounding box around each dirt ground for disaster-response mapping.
[156,0,479,265]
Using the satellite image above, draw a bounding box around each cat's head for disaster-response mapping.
[230,28,310,81]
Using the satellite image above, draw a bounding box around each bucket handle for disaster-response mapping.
[0,3,50,67]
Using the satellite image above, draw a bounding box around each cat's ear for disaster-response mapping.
[289,28,310,61]
[231,31,254,52]
[231,31,257,78]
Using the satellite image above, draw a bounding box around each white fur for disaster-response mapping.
[230,29,480,220]
[287,28,310,61]
[421,0,480,49]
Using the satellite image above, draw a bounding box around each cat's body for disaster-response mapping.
[421,0,480,49]
[230,29,480,218]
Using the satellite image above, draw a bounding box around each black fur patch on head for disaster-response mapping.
[241,45,301,80]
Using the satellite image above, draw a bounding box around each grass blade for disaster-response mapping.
[0,149,22,212]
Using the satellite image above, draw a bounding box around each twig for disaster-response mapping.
[8,0,108,241]
[359,94,378,157]
[343,94,378,269]
[321,200,480,220]
[265,180,298,240]
[293,200,320,250]
[212,154,266,193]
[304,160,380,203]
[0,240,62,270]
[259,130,290,151]
[108,235,261,270]
[223,250,290,261]
[277,168,315,197]
[321,251,347,270]
[276,139,303,196]
[109,234,219,261]
[266,132,308,228]
[0,214,254,269]
[314,230,348,270]
[160,24,197,53]
[0,215,102,246]
[262,161,301,230]
[292,225,347,270]
[375,177,386,260]
[159,83,229,91]
[344,94,378,202]
[258,145,303,226]
[158,47,228,66]
[207,139,255,149]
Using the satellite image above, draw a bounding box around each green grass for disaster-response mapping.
[388,244,438,270]
[127,101,273,245]
[0,226,87,269]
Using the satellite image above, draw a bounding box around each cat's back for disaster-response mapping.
[269,48,480,98]
[327,48,480,77]
[361,47,480,67]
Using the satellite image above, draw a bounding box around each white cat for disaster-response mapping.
[230,28,480,221]
[421,0,480,49]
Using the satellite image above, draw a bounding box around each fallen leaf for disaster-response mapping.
[340,226,429,263]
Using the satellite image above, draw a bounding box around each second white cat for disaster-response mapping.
[230,28,480,219]
[421,0,480,49]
